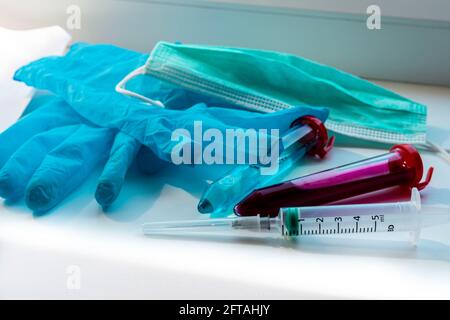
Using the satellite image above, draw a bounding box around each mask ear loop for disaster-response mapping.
[424,139,450,165]
[115,65,165,108]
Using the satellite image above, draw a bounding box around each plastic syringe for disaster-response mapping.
[143,188,450,244]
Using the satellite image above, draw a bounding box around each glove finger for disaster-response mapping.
[25,125,114,213]
[0,99,83,167]
[0,125,79,201]
[95,132,140,208]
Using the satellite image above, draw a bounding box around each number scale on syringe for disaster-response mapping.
[294,213,413,236]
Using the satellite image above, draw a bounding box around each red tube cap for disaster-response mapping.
[390,144,434,190]
[291,116,334,159]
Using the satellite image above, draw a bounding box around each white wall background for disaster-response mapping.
[1,0,449,86]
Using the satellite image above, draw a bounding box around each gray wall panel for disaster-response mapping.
[1,0,449,86]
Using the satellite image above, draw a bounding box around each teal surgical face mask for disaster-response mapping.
[117,41,427,146]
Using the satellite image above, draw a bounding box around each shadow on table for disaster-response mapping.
[102,162,228,222]
[143,231,450,264]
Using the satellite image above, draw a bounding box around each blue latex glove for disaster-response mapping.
[9,43,328,213]
[14,43,329,163]
[0,95,163,213]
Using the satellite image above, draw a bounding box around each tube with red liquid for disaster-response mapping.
[234,144,434,217]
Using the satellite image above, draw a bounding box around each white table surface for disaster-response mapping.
[0,81,449,299]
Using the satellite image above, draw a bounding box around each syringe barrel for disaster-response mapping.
[235,144,433,217]
[279,204,421,238]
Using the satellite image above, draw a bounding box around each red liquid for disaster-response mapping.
[234,151,417,217]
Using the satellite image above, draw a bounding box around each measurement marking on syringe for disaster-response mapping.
[290,207,419,236]
[298,221,406,236]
